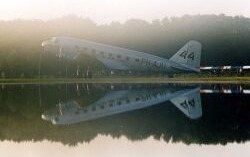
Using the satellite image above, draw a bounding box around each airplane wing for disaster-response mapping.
[95,57,130,70]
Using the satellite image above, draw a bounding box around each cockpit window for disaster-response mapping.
[52,37,59,44]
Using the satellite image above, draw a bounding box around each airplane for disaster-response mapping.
[41,85,202,125]
[41,37,202,73]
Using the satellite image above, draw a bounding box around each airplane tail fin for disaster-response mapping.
[170,40,201,72]
[170,88,202,119]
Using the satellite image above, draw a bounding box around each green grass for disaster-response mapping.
[1,76,250,84]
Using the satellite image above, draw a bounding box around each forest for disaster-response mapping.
[0,14,250,78]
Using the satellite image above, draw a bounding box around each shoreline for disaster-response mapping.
[1,77,250,84]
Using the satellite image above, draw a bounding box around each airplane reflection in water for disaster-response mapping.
[42,84,250,125]
[42,85,202,125]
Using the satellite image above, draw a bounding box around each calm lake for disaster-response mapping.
[1,83,250,157]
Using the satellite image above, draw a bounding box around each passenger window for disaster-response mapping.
[117,54,121,59]
[83,108,87,113]
[92,106,96,111]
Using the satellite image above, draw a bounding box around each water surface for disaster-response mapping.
[1,83,250,157]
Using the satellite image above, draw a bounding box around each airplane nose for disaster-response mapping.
[41,39,60,54]
[41,40,50,47]
[41,39,58,47]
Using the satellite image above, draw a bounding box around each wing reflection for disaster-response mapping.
[42,85,202,125]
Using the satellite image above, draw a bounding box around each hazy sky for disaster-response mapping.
[0,0,249,24]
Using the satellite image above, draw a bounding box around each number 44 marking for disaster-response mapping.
[179,51,195,60]
[180,99,196,109]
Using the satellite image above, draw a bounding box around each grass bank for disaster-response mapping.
[1,76,250,84]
